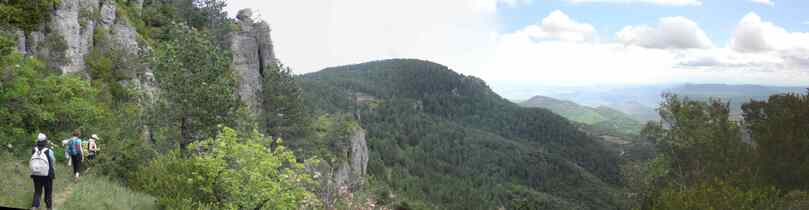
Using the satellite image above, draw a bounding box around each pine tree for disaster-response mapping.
[152,23,238,149]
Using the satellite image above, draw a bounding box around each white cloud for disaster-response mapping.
[617,16,713,49]
[510,10,596,42]
[730,12,809,53]
[678,12,809,74]
[565,0,702,6]
[750,0,774,6]
[223,1,809,94]
[481,11,809,87]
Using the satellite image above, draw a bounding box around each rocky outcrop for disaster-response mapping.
[13,0,143,77]
[49,0,84,74]
[14,30,25,53]
[336,127,369,187]
[309,127,369,208]
[229,9,277,114]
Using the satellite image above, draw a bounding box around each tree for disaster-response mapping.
[742,91,809,190]
[152,23,238,149]
[261,63,307,141]
[647,93,751,183]
[0,35,106,155]
[0,0,58,32]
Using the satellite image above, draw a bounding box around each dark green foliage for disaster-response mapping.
[639,92,809,209]
[742,91,809,191]
[653,93,752,183]
[300,59,626,209]
[42,32,68,66]
[152,23,238,148]
[0,0,57,32]
[140,0,232,46]
[261,63,308,140]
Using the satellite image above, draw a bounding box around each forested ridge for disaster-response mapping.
[300,59,627,209]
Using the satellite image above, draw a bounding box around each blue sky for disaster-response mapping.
[225,0,809,97]
[496,0,808,45]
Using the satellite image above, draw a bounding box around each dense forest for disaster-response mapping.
[299,59,627,209]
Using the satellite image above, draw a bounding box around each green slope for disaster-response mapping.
[520,95,644,135]
[299,59,626,209]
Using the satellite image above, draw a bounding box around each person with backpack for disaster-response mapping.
[31,133,55,210]
[66,129,84,181]
[87,134,99,160]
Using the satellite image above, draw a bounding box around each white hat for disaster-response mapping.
[91,134,99,140]
[37,133,47,142]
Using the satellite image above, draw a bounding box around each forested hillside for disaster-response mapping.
[519,95,643,136]
[299,59,628,209]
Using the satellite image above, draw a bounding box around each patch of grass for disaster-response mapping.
[0,153,156,210]
[0,154,71,209]
[62,174,157,210]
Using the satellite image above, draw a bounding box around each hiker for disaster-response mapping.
[31,133,55,210]
[66,129,84,181]
[61,139,71,167]
[88,134,99,160]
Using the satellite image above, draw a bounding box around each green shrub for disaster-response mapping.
[131,127,321,209]
[0,50,107,157]
[650,179,783,210]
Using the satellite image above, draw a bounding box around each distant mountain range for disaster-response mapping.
[518,84,807,122]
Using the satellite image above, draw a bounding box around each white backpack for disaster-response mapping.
[30,147,50,176]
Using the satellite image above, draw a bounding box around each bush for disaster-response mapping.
[650,179,784,210]
[131,127,321,209]
[1,49,107,157]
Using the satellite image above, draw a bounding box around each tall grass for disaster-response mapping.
[0,153,71,209]
[62,174,157,210]
[0,153,156,209]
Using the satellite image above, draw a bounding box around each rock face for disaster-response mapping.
[309,127,369,208]
[229,9,277,114]
[13,0,142,76]
[336,127,369,187]
[50,0,84,74]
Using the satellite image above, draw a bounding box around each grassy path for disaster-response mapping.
[52,181,74,209]
[1,157,156,210]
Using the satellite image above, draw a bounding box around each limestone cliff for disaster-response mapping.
[310,127,370,208]
[14,0,144,77]
[229,9,277,114]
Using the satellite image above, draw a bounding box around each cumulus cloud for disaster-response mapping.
[680,12,809,73]
[617,16,713,49]
[483,11,809,88]
[509,10,596,42]
[730,12,809,53]
[750,0,774,6]
[565,0,702,6]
